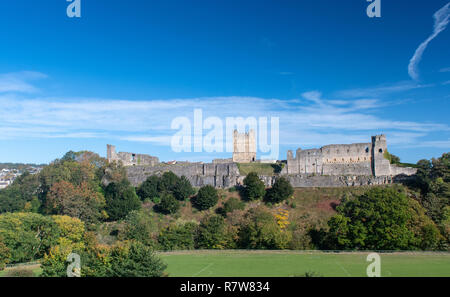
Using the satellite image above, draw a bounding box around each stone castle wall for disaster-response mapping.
[232,130,256,163]
[107,144,159,167]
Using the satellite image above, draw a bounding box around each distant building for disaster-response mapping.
[107,144,159,166]
[232,129,256,163]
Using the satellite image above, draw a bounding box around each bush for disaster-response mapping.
[321,187,442,250]
[108,241,167,277]
[217,197,245,217]
[193,185,218,210]
[158,222,197,251]
[157,192,180,215]
[173,176,195,201]
[158,171,179,193]
[243,172,266,201]
[238,206,291,249]
[197,215,228,249]
[104,179,141,221]
[0,238,10,271]
[121,210,156,247]
[264,177,294,204]
[137,176,160,202]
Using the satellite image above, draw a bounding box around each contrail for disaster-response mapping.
[408,2,450,81]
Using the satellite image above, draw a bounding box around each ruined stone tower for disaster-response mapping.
[232,129,256,163]
[371,134,390,176]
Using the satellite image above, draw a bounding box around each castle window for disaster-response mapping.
[379,148,383,153]
[347,149,350,153]
[365,147,369,153]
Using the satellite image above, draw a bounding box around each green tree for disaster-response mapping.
[0,236,10,271]
[121,209,156,247]
[243,172,266,201]
[104,180,141,221]
[158,171,180,193]
[194,185,218,210]
[173,176,195,201]
[264,177,294,204]
[157,192,180,215]
[137,175,160,202]
[323,187,441,250]
[158,222,197,251]
[217,197,245,217]
[238,206,291,249]
[196,215,228,249]
[108,241,167,277]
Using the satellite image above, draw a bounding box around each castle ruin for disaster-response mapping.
[232,129,256,163]
[107,144,159,166]
[282,135,416,177]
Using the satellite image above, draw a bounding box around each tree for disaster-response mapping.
[158,171,179,193]
[121,210,156,247]
[0,237,10,271]
[243,172,266,201]
[264,177,294,204]
[45,180,106,224]
[197,215,228,249]
[157,192,180,215]
[107,241,167,277]
[322,187,441,250]
[137,175,160,202]
[238,206,291,249]
[217,197,245,217]
[0,212,59,263]
[173,176,195,201]
[104,180,141,221]
[158,222,197,251]
[194,185,218,210]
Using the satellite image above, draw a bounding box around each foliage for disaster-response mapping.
[243,172,266,201]
[120,209,156,247]
[238,206,291,249]
[384,150,401,164]
[0,212,59,263]
[104,179,141,221]
[320,187,442,250]
[197,215,229,249]
[45,180,106,225]
[194,185,219,210]
[173,176,195,201]
[0,237,10,271]
[157,192,180,215]
[217,197,245,217]
[136,175,159,202]
[107,241,167,277]
[158,222,198,251]
[264,177,294,204]
[0,172,40,213]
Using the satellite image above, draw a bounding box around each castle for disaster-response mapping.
[283,135,416,177]
[107,133,417,188]
[232,129,256,163]
[107,144,159,167]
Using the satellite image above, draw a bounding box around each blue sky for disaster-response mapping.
[0,0,449,164]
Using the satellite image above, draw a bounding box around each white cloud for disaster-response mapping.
[335,81,431,98]
[408,2,450,81]
[0,71,47,93]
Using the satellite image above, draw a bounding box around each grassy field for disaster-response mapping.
[160,250,450,277]
[0,264,42,277]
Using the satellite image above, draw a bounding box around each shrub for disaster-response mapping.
[158,171,179,193]
[238,206,291,249]
[158,222,197,250]
[157,192,180,215]
[108,241,167,277]
[173,176,195,201]
[197,215,228,249]
[243,172,266,201]
[264,177,294,204]
[137,176,160,202]
[217,197,245,217]
[0,238,10,271]
[121,210,156,246]
[104,179,141,221]
[193,185,218,210]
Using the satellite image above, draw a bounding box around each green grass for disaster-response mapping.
[0,264,42,277]
[160,250,450,277]
[237,163,282,176]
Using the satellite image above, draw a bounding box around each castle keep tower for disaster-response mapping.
[232,130,256,163]
[371,134,390,176]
